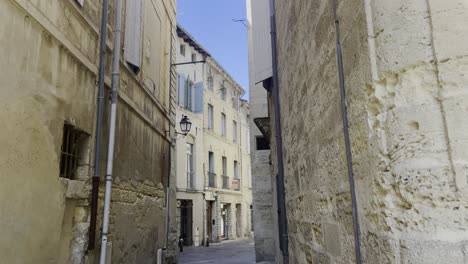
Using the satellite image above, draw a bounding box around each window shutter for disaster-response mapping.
[178,74,186,107]
[249,0,273,83]
[124,0,143,71]
[193,82,204,113]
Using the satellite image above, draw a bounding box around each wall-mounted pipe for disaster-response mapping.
[332,0,362,263]
[269,0,289,263]
[88,0,108,251]
[99,0,122,262]
[164,22,175,257]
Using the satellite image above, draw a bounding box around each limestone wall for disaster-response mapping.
[273,0,468,263]
[0,0,177,263]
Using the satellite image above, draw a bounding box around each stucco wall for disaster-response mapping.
[273,0,468,263]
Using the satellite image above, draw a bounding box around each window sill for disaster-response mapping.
[59,178,90,199]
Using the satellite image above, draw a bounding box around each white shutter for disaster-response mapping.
[249,0,273,83]
[124,0,143,70]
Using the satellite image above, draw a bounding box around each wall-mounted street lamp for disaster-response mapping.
[166,115,192,140]
[178,115,192,136]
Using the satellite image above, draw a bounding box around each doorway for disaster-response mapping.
[236,204,242,237]
[221,204,229,239]
[206,201,213,242]
[179,200,193,246]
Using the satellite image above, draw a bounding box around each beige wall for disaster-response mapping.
[0,0,177,263]
[271,0,468,263]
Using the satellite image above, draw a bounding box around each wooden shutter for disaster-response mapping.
[124,0,143,71]
[193,82,204,113]
[178,74,186,107]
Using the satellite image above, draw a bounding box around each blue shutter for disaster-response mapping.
[193,82,204,113]
[124,0,143,70]
[178,74,186,107]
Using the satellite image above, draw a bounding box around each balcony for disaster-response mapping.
[208,172,216,188]
[222,175,229,189]
[232,178,240,191]
[187,172,195,190]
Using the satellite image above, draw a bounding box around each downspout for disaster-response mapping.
[269,0,289,263]
[99,0,122,262]
[164,146,172,250]
[165,21,174,251]
[332,0,362,263]
[88,0,108,251]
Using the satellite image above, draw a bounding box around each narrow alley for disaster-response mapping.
[178,239,256,264]
[1,0,467,263]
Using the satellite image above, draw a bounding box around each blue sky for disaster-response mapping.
[177,0,249,97]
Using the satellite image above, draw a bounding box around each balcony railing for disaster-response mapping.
[232,178,240,191]
[187,172,195,190]
[208,172,216,188]
[222,175,229,189]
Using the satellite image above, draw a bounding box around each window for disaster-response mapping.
[192,53,196,62]
[208,152,214,173]
[232,94,239,110]
[75,0,84,7]
[60,124,88,179]
[186,143,194,189]
[178,75,192,109]
[221,113,226,137]
[234,160,239,179]
[208,152,215,187]
[185,78,193,110]
[208,104,214,130]
[220,85,226,101]
[256,136,270,150]
[233,121,238,142]
[180,44,185,56]
[222,157,228,189]
[207,76,214,91]
[222,157,227,176]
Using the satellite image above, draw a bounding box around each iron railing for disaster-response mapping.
[208,172,216,188]
[222,175,229,189]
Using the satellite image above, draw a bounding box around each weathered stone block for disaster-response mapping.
[323,222,342,257]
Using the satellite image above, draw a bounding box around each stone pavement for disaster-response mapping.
[178,238,256,264]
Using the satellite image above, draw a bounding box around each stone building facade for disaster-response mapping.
[173,26,253,247]
[246,0,278,262]
[0,0,177,263]
[249,0,468,263]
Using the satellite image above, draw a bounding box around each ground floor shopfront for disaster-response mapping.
[176,190,252,247]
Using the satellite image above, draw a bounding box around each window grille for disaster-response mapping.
[60,124,87,179]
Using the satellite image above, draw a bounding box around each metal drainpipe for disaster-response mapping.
[332,0,362,263]
[269,0,289,263]
[88,0,108,251]
[99,0,122,262]
[164,22,174,253]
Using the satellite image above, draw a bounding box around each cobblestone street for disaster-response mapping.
[178,239,256,264]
